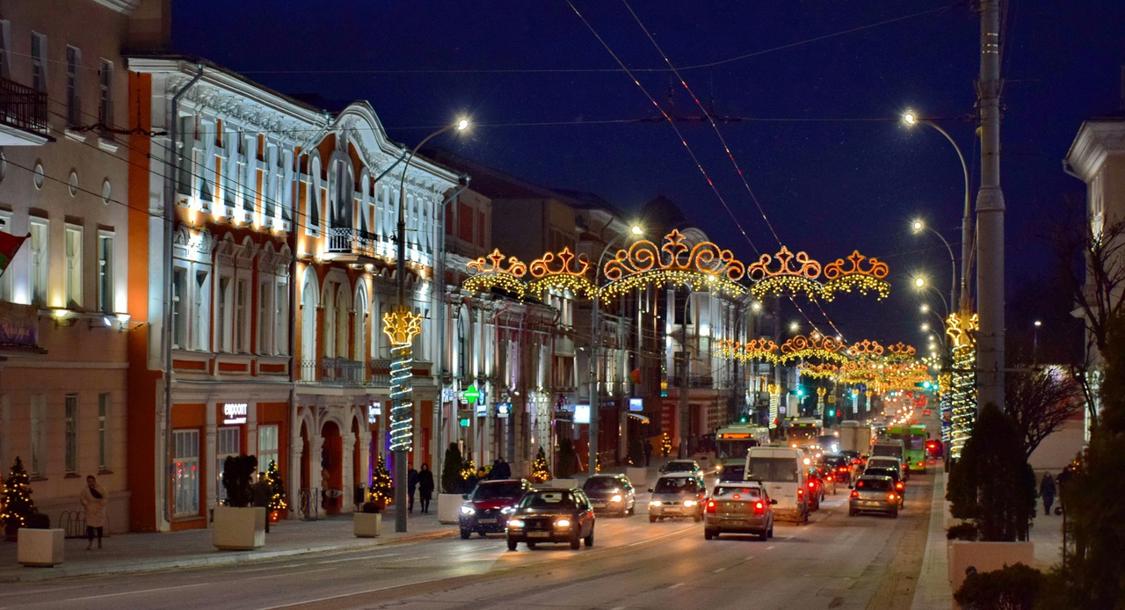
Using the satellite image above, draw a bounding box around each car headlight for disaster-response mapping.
[610,494,623,503]
[650,500,663,507]
[683,500,698,507]
[555,519,571,528]
[500,506,515,515]
[508,519,525,529]
[460,505,475,515]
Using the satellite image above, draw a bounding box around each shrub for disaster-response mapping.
[953,563,1043,610]
[221,454,258,507]
[441,444,463,494]
[946,522,978,541]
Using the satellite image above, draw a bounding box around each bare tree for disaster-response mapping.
[1054,217,1125,426]
[1004,367,1082,459]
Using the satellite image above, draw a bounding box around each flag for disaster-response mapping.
[0,231,29,275]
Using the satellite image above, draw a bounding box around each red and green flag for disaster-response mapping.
[0,231,29,275]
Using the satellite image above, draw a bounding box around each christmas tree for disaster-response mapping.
[660,433,672,458]
[1,457,36,529]
[529,447,550,483]
[263,460,288,513]
[595,452,602,473]
[369,455,393,509]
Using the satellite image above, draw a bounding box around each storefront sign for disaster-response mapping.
[475,402,488,417]
[574,403,591,424]
[497,402,511,418]
[462,384,480,404]
[0,302,40,351]
[441,387,455,403]
[368,403,382,424]
[628,398,644,412]
[223,403,248,425]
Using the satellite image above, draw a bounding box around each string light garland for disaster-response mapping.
[821,250,891,301]
[946,311,978,459]
[846,339,886,360]
[527,246,598,300]
[885,342,918,361]
[747,246,824,300]
[778,333,847,364]
[383,308,423,453]
[465,248,528,298]
[801,363,840,380]
[601,229,747,303]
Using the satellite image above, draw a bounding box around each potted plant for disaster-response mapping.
[355,456,391,537]
[437,444,466,524]
[212,455,266,550]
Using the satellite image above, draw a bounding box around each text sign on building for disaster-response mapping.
[462,384,479,404]
[368,403,382,424]
[497,402,511,418]
[223,403,248,425]
[628,398,644,412]
[475,402,488,417]
[574,403,591,424]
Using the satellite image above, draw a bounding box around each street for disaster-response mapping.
[0,471,934,610]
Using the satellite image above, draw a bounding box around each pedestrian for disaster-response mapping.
[643,439,652,467]
[251,472,272,533]
[490,458,503,480]
[418,463,435,514]
[407,467,419,513]
[80,475,107,550]
[495,457,511,480]
[1040,472,1057,516]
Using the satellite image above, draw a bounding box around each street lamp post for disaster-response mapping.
[912,275,949,316]
[1033,320,1042,365]
[911,219,958,313]
[392,117,469,533]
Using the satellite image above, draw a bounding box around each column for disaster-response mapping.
[205,399,217,513]
[343,427,356,511]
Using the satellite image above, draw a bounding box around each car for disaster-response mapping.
[660,459,703,476]
[459,479,532,538]
[648,473,706,522]
[804,469,825,510]
[505,488,596,551]
[849,475,900,518]
[866,456,907,487]
[863,467,905,507]
[703,483,776,541]
[582,473,636,516]
[813,462,838,495]
[823,453,853,485]
[716,461,747,483]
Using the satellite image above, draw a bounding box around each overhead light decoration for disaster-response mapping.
[885,342,918,361]
[846,339,885,360]
[800,362,840,380]
[526,246,597,299]
[465,248,528,298]
[777,333,847,365]
[946,311,979,459]
[740,338,780,362]
[382,308,424,452]
[821,250,891,301]
[747,246,824,300]
[601,229,746,302]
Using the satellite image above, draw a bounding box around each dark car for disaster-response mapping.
[582,474,636,516]
[506,488,596,551]
[717,462,746,483]
[459,479,532,538]
[660,459,702,476]
[863,467,905,507]
[823,453,853,485]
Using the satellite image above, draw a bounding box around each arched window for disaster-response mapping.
[300,270,318,381]
[305,153,323,236]
[354,282,368,364]
[336,283,349,359]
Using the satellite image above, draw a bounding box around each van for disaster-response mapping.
[745,446,809,523]
[870,440,907,480]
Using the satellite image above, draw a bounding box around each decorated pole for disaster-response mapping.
[383,308,422,533]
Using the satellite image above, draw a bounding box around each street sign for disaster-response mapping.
[458,417,470,428]
[574,403,591,424]
[475,402,488,417]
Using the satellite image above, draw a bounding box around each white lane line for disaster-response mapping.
[712,566,727,573]
[38,582,210,603]
[668,582,685,590]
[766,545,774,550]
[313,552,401,565]
[626,525,694,547]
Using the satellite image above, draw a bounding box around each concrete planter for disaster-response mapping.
[625,467,648,486]
[353,512,382,538]
[948,540,1034,594]
[437,494,464,524]
[212,506,266,551]
[17,528,64,567]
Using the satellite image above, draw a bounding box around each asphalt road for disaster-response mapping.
[0,470,935,610]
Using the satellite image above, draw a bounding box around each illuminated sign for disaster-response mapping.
[222,403,248,425]
[574,403,591,424]
[463,385,480,404]
[475,402,488,417]
[497,402,511,418]
[368,403,382,424]
[628,398,644,412]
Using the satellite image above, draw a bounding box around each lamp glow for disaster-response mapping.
[902,110,919,126]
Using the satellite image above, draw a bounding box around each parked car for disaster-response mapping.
[660,459,703,476]
[703,482,776,541]
[582,473,636,516]
[459,479,532,538]
[716,461,747,483]
[849,475,900,518]
[648,474,706,522]
[505,488,596,551]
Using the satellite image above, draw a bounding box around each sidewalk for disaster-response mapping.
[1029,502,1064,571]
[0,507,452,583]
[911,468,953,609]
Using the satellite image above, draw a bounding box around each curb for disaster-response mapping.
[0,528,455,583]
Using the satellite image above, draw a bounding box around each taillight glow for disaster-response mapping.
[797,488,804,498]
[705,500,717,514]
[753,501,764,515]
[887,493,897,502]
[895,482,905,492]
[850,490,859,499]
[808,481,815,490]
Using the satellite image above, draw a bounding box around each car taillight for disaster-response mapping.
[850,490,859,499]
[705,500,717,514]
[808,481,815,490]
[826,474,834,482]
[797,488,804,498]
[753,501,764,515]
[895,482,905,492]
[887,493,897,502]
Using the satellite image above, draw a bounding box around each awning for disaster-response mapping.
[627,412,651,424]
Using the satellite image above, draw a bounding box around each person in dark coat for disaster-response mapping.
[407,467,419,513]
[251,472,272,533]
[494,457,511,480]
[418,464,435,514]
[1040,472,1057,516]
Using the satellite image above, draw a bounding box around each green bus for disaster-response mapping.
[885,424,927,472]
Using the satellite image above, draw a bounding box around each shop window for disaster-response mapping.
[215,426,240,505]
[173,430,200,516]
[258,424,279,472]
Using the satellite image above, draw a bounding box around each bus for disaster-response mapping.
[885,424,927,472]
[785,418,821,447]
[714,424,770,481]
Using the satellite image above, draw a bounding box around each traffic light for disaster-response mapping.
[738,414,749,424]
[827,407,836,419]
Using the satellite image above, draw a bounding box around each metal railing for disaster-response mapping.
[322,358,364,383]
[326,227,377,257]
[299,359,317,382]
[58,511,86,538]
[0,77,48,136]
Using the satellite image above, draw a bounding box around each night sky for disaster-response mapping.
[170,1,1125,352]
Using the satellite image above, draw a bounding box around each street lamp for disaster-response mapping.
[920,303,930,314]
[589,223,643,475]
[902,110,972,310]
[912,274,949,316]
[789,321,800,333]
[1033,319,1043,364]
[393,115,471,533]
[909,217,958,312]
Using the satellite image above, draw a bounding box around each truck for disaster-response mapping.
[838,420,872,455]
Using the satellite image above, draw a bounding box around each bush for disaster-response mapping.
[221,454,258,507]
[946,522,978,541]
[953,563,1043,610]
[441,444,463,494]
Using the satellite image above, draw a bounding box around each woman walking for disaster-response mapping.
[80,475,107,550]
[418,464,435,514]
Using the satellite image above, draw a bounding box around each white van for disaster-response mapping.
[871,440,908,480]
[745,446,809,523]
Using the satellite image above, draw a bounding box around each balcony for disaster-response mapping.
[298,358,365,384]
[325,227,378,263]
[0,77,50,146]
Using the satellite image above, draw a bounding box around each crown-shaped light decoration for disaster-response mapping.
[945,311,979,348]
[838,360,877,384]
[747,246,824,300]
[801,363,840,380]
[821,250,891,301]
[778,333,846,364]
[717,339,741,359]
[601,229,746,302]
[464,248,528,298]
[885,342,918,361]
[526,246,597,299]
[846,339,886,360]
[741,338,780,362]
[382,307,423,346]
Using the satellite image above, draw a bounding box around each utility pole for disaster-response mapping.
[975,0,1006,411]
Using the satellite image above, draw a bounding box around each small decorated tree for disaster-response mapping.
[529,447,551,483]
[367,455,393,511]
[441,443,463,494]
[263,460,288,514]
[660,432,672,458]
[2,457,36,534]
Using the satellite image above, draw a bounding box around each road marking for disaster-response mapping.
[712,566,727,573]
[766,545,774,550]
[626,525,694,547]
[668,582,685,590]
[40,582,210,603]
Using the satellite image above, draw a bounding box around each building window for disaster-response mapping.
[323,282,336,358]
[29,395,46,477]
[64,224,82,307]
[97,231,113,312]
[217,275,231,352]
[98,59,113,134]
[257,424,278,472]
[257,279,271,354]
[28,219,47,305]
[215,426,240,505]
[193,270,210,350]
[172,267,187,348]
[30,32,47,93]
[275,276,289,355]
[97,393,109,471]
[0,21,11,79]
[65,46,81,127]
[172,430,200,517]
[64,394,78,475]
[235,277,248,353]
